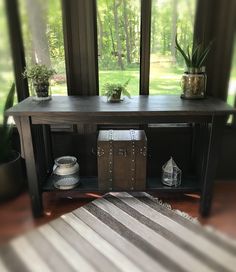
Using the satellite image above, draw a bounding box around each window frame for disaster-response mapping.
[7,0,236,121]
[140,0,151,95]
[5,0,29,101]
[62,0,99,95]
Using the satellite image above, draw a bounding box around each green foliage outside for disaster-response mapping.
[97,0,196,93]
[0,2,15,123]
[227,40,236,106]
[1,0,236,119]
[19,0,67,96]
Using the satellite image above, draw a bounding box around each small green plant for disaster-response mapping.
[23,64,56,84]
[0,83,15,163]
[103,79,131,101]
[175,35,212,72]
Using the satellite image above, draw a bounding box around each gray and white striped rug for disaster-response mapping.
[1,192,236,272]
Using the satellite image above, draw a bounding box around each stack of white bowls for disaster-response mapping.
[53,156,80,190]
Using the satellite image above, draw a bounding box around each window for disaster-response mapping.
[97,0,141,96]
[19,0,67,96]
[226,34,236,124]
[0,1,14,123]
[149,0,196,95]
[227,35,236,107]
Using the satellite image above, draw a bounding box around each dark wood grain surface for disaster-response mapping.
[43,176,200,193]
[6,95,234,217]
[6,95,236,117]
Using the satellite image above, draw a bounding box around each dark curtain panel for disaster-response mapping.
[194,0,236,100]
[62,0,98,96]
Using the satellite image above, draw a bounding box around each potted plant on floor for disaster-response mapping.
[103,79,131,102]
[23,64,56,101]
[0,84,25,201]
[175,35,212,99]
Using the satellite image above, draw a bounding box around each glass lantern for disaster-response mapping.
[162,157,182,187]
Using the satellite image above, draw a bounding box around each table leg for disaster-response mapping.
[14,116,25,158]
[200,115,227,217]
[42,125,54,173]
[20,117,43,217]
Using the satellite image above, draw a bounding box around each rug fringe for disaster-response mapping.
[173,209,199,224]
[142,192,199,224]
[109,192,236,243]
[142,192,236,244]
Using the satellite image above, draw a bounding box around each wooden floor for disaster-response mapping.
[0,181,236,245]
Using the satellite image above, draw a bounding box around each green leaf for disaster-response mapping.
[186,45,191,65]
[191,43,201,67]
[103,79,131,99]
[23,64,56,83]
[123,89,131,98]
[175,35,191,67]
[197,41,213,67]
[175,34,212,69]
[123,78,130,88]
[3,83,15,127]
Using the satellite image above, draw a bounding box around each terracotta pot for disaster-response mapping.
[0,151,25,201]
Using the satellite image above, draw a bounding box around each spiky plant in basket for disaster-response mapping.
[175,35,212,73]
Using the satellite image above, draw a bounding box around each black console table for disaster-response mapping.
[6,95,235,217]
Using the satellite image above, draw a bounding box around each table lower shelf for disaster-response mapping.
[43,176,200,193]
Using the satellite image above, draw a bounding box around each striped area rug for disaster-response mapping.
[0,192,236,272]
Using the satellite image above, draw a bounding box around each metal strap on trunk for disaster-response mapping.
[106,129,142,190]
[108,130,113,190]
[130,130,136,190]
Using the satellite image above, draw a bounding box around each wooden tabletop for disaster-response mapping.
[6,95,236,117]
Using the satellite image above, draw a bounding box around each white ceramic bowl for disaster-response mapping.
[53,156,79,176]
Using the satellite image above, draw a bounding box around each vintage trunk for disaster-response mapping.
[97,130,147,191]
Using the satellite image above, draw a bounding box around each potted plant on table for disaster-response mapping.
[175,35,212,99]
[103,79,131,102]
[0,84,25,201]
[23,64,56,101]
